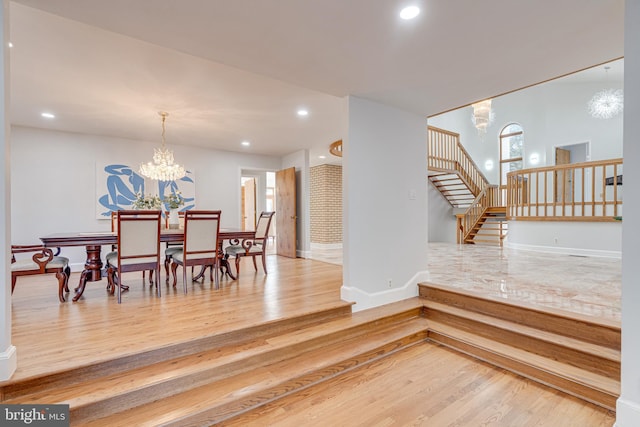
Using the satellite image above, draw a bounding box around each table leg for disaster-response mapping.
[73,245,103,301]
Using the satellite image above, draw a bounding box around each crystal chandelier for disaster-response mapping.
[588,66,623,119]
[139,112,186,181]
[471,99,495,134]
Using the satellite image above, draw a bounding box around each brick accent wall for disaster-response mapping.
[310,164,342,243]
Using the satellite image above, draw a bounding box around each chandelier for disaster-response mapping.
[471,99,495,134]
[139,112,186,181]
[588,66,623,119]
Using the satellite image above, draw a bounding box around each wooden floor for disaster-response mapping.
[224,342,615,427]
[8,255,346,383]
[4,253,617,426]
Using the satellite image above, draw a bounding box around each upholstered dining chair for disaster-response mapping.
[112,210,164,284]
[170,210,222,293]
[106,210,162,303]
[225,211,275,277]
[11,245,70,302]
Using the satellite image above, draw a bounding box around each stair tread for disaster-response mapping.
[426,320,619,395]
[82,317,429,426]
[424,301,620,362]
[8,299,425,407]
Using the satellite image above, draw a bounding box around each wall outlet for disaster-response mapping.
[554,237,558,244]
[387,279,392,288]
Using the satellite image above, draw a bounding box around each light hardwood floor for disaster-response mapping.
[5,252,618,426]
[222,342,616,427]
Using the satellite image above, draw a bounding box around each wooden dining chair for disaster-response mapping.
[170,210,222,293]
[111,210,164,285]
[11,245,71,302]
[106,210,162,303]
[225,211,275,277]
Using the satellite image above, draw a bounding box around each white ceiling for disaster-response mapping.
[8,0,625,162]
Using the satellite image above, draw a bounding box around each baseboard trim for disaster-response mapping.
[616,397,640,426]
[505,242,621,259]
[341,270,428,312]
[0,344,17,381]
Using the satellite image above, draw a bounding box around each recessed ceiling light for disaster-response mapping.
[8,42,13,48]
[400,6,420,20]
[241,141,250,147]
[319,155,326,159]
[41,112,55,119]
[297,109,309,117]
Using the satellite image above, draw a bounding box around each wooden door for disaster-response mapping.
[555,148,572,202]
[242,178,256,230]
[276,167,297,258]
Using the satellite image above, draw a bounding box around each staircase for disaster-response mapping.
[419,283,620,410]
[1,299,428,426]
[427,127,488,210]
[464,206,507,245]
[428,126,508,244]
[428,172,476,208]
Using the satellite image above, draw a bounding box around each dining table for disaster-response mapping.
[40,228,256,301]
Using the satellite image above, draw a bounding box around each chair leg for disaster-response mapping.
[183,264,188,295]
[252,255,258,271]
[56,271,66,303]
[165,255,171,284]
[261,252,268,274]
[148,269,154,285]
[235,256,241,277]
[171,262,179,288]
[155,267,161,297]
[64,266,71,292]
[106,266,115,294]
[11,275,16,294]
[214,258,220,290]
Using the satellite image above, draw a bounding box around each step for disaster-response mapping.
[6,299,426,425]
[426,320,619,410]
[418,283,620,349]
[424,301,619,378]
[1,302,354,401]
[83,312,429,425]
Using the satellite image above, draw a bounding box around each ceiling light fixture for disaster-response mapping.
[588,67,623,119]
[41,112,55,119]
[471,99,495,134]
[139,112,186,182]
[400,6,420,20]
[241,141,251,147]
[297,109,309,117]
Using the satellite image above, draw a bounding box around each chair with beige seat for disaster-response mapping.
[106,210,162,303]
[170,210,222,293]
[11,245,71,302]
[225,211,275,277]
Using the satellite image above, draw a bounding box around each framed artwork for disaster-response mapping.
[96,163,195,219]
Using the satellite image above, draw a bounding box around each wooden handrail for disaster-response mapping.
[428,126,489,197]
[461,185,502,242]
[506,158,623,221]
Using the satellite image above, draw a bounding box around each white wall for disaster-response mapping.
[10,126,282,269]
[428,184,456,243]
[0,0,16,381]
[617,1,640,425]
[341,96,428,311]
[508,221,621,258]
